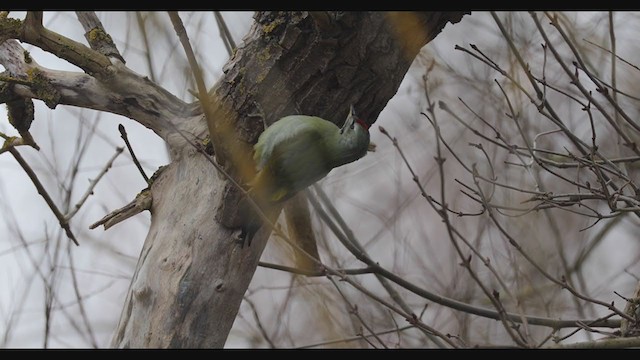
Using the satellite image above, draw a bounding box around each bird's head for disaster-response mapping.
[340,104,369,135]
[336,104,371,163]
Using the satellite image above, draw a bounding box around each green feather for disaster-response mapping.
[241,110,370,244]
[252,114,369,202]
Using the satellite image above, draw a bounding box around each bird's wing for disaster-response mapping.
[254,116,338,170]
[252,116,339,202]
[271,127,329,171]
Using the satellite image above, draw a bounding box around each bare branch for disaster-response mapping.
[258,261,374,276]
[167,11,223,163]
[118,124,149,184]
[298,325,416,349]
[243,296,276,348]
[213,11,236,57]
[75,11,125,63]
[328,276,388,349]
[63,146,124,221]
[89,189,152,230]
[553,336,640,349]
[8,147,78,245]
[0,39,193,141]
[4,11,114,78]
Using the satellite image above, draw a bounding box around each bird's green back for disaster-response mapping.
[253,115,339,170]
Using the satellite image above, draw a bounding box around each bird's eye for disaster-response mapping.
[350,123,355,130]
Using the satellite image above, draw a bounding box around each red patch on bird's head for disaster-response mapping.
[355,118,370,131]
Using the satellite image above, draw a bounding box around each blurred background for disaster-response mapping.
[0,11,638,348]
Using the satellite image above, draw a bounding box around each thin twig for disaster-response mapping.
[8,148,78,245]
[544,12,640,137]
[3,219,87,343]
[569,215,625,274]
[66,246,98,347]
[552,335,640,349]
[473,173,633,322]
[375,125,621,330]
[583,38,640,72]
[118,124,148,184]
[297,325,415,349]
[258,261,374,276]
[307,192,457,347]
[243,296,276,348]
[168,10,205,91]
[135,12,157,82]
[328,276,388,349]
[426,94,529,346]
[64,146,124,220]
[312,184,447,345]
[167,11,221,164]
[214,11,236,57]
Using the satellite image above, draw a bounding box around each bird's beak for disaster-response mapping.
[340,104,357,134]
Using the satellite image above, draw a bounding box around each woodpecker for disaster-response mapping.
[240,105,371,244]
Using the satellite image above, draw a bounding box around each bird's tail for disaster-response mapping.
[238,189,259,247]
[239,197,261,247]
[239,170,293,246]
[238,185,278,247]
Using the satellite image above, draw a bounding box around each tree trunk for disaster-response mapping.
[108,11,468,348]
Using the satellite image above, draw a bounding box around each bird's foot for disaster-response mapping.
[236,227,256,248]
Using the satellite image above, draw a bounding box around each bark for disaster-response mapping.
[0,11,468,348]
